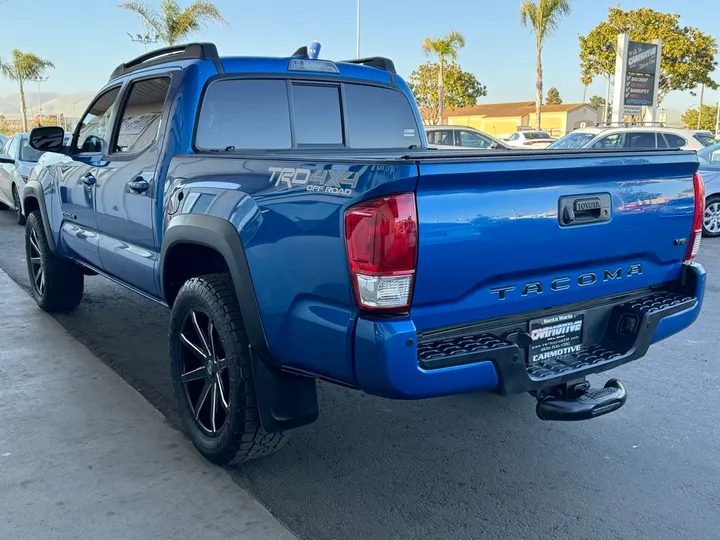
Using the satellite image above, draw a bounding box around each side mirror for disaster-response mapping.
[0,153,14,164]
[29,126,66,154]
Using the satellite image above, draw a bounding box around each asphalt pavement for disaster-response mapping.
[0,208,718,540]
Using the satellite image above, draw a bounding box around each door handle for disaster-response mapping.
[128,177,149,194]
[82,173,96,187]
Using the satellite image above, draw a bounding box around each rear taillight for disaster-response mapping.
[685,172,705,261]
[344,193,418,312]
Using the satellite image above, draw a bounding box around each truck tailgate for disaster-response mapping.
[411,151,699,330]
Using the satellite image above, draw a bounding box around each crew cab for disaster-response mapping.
[22,43,706,465]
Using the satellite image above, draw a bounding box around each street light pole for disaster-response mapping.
[715,87,720,139]
[356,0,360,59]
[29,76,49,125]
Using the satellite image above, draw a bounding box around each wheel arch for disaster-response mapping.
[22,180,57,254]
[160,214,318,433]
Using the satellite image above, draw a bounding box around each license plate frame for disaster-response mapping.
[528,312,584,363]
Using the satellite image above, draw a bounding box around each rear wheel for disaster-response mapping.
[169,273,288,465]
[703,196,720,238]
[25,211,84,312]
[12,186,25,225]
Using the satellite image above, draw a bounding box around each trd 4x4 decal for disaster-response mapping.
[268,167,359,197]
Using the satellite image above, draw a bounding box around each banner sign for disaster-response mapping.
[623,41,658,115]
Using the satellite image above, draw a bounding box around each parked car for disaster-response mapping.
[23,43,705,466]
[0,131,71,224]
[504,130,556,148]
[425,125,511,150]
[698,143,720,237]
[548,126,713,151]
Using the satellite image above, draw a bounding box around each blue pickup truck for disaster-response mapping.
[23,43,706,465]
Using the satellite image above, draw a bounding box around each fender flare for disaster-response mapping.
[22,180,57,254]
[160,213,318,432]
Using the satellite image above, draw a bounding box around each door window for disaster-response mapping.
[75,87,122,154]
[590,133,626,149]
[114,77,171,154]
[7,136,19,159]
[427,130,453,145]
[627,132,657,149]
[458,130,492,148]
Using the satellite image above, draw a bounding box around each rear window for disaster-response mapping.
[694,133,716,147]
[195,78,420,151]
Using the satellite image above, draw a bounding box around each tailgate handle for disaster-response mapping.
[559,194,611,227]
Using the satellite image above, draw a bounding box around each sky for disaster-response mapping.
[1,0,718,114]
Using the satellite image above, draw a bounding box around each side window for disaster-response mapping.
[0,139,9,154]
[7,136,19,159]
[195,79,292,150]
[459,131,491,148]
[431,130,453,145]
[657,133,668,148]
[76,87,122,154]
[628,132,657,149]
[114,77,171,154]
[292,84,342,146]
[508,133,519,141]
[591,133,626,149]
[665,134,687,149]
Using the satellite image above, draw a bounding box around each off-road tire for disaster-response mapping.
[13,186,25,225]
[169,273,288,465]
[25,211,84,312]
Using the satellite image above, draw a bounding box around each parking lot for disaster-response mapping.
[0,208,718,540]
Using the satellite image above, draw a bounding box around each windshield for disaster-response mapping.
[698,143,720,167]
[19,137,44,162]
[694,133,717,147]
[547,132,596,149]
[524,131,552,140]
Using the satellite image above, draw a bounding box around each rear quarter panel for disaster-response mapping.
[164,155,418,385]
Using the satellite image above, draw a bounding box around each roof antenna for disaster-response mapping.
[292,46,308,58]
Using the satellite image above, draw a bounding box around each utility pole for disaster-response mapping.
[697,84,705,130]
[29,76,49,125]
[356,0,360,59]
[715,87,720,139]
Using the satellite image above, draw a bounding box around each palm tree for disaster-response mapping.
[0,50,54,132]
[421,31,466,125]
[119,0,226,46]
[519,0,571,130]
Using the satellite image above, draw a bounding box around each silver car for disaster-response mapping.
[699,143,720,237]
[0,132,71,225]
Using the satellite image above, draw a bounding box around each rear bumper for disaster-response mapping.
[354,262,705,399]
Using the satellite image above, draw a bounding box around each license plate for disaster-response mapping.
[528,313,584,363]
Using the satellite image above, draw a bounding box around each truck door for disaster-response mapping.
[60,86,122,268]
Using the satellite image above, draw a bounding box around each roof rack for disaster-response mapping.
[340,57,396,73]
[109,42,221,81]
[593,121,667,128]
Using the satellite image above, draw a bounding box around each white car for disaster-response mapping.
[425,125,512,150]
[0,131,71,225]
[547,126,714,151]
[504,130,556,148]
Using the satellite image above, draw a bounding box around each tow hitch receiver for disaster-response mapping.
[535,379,626,421]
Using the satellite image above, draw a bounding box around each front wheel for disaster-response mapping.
[703,196,720,238]
[169,273,288,465]
[25,211,84,312]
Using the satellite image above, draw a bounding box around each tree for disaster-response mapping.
[546,87,562,105]
[681,104,718,132]
[588,95,605,110]
[421,31,466,125]
[0,50,54,132]
[579,7,718,103]
[520,0,572,130]
[408,62,487,125]
[119,0,226,46]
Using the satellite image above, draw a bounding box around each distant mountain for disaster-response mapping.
[0,91,95,119]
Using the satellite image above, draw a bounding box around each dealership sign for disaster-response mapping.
[612,35,663,122]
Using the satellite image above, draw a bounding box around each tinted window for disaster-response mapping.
[76,87,121,153]
[628,132,657,149]
[657,134,668,148]
[19,137,44,162]
[196,79,291,150]
[665,134,687,149]
[459,130,492,148]
[427,130,453,145]
[344,84,420,148]
[292,84,342,145]
[115,77,170,154]
[524,131,551,140]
